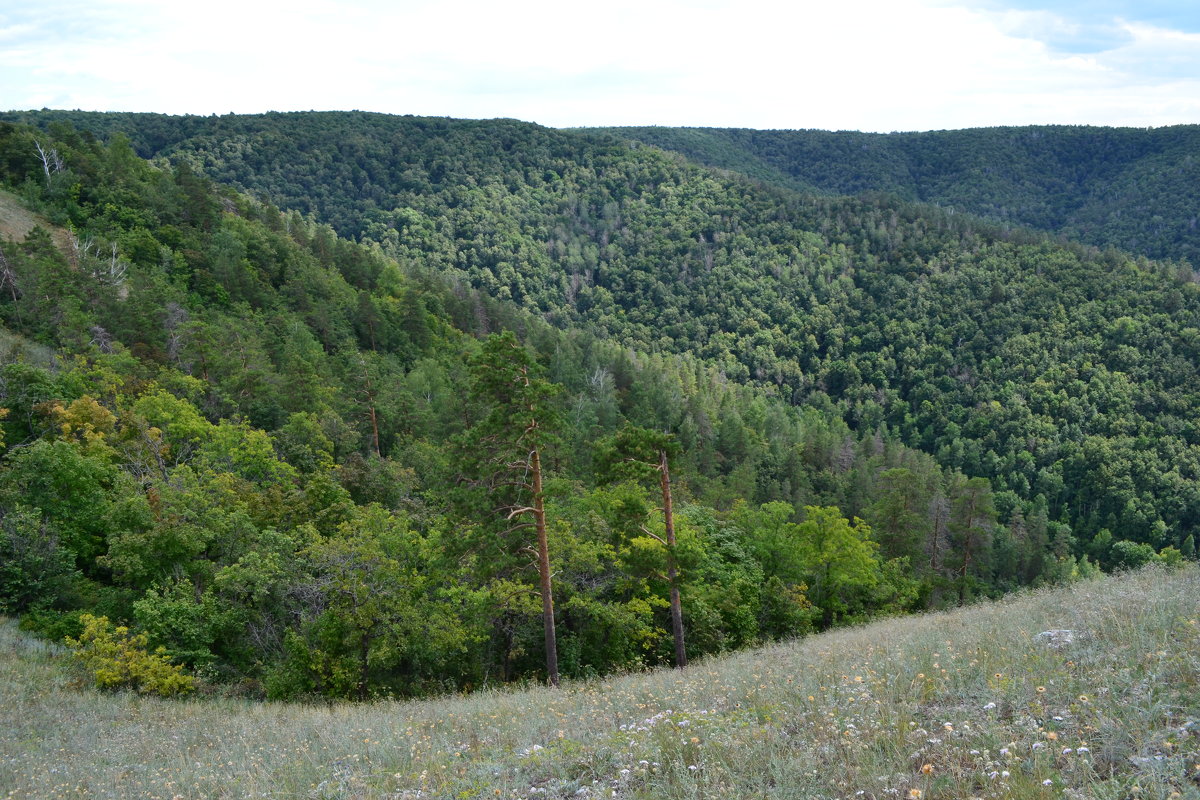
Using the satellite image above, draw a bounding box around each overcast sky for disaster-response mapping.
[1,0,1198,132]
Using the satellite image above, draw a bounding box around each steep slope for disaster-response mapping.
[7,111,1199,557]
[2,118,1006,694]
[4,566,1197,798]
[592,124,1200,264]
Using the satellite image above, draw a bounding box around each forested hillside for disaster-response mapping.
[0,112,1194,695]
[589,124,1200,265]
[0,118,1041,697]
[8,111,1198,554]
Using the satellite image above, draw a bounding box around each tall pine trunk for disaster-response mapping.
[660,449,687,669]
[531,446,559,686]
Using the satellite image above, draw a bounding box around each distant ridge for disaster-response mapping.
[585,124,1200,264]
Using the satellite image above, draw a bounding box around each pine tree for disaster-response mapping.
[596,425,687,668]
[457,331,562,686]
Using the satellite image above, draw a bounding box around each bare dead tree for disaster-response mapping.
[67,234,128,288]
[163,302,190,367]
[33,140,64,186]
[89,325,114,354]
[93,242,128,287]
[0,248,18,302]
[0,248,20,324]
[67,233,90,270]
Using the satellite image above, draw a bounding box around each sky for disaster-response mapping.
[1,0,1198,132]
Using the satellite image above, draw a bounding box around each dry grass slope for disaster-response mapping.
[2,565,1198,799]
[0,187,73,252]
[0,188,41,243]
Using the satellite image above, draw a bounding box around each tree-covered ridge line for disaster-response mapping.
[10,110,1198,557]
[585,123,1200,265]
[0,118,1101,698]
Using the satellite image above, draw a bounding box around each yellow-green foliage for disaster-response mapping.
[66,613,194,697]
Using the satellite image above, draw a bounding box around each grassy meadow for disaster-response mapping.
[3,566,1198,800]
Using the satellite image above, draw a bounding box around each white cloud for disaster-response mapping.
[1105,20,1200,80]
[0,0,1198,130]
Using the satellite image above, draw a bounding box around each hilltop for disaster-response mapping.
[2,565,1197,798]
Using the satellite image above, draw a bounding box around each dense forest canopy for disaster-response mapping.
[0,111,1193,696]
[586,124,1200,265]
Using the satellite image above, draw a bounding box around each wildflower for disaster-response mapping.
[1036,686,1047,693]
[1046,732,1058,741]
[1042,779,1053,786]
[983,702,996,710]
[1077,695,1089,703]
[690,737,699,744]
[909,790,923,799]
[920,764,934,775]
[1076,747,1090,754]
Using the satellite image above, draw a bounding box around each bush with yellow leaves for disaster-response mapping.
[66,613,194,697]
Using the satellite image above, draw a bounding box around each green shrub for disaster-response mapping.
[19,607,85,642]
[0,506,80,613]
[66,613,195,696]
